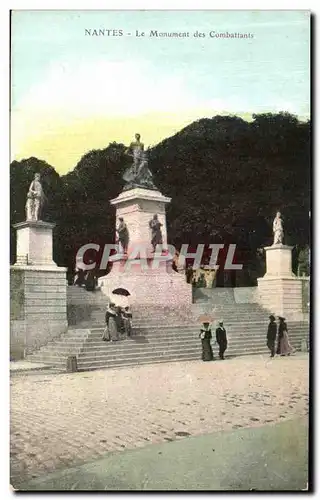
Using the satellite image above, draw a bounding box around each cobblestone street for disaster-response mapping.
[10,354,309,487]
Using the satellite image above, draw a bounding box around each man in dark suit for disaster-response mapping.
[216,321,228,360]
[267,314,277,357]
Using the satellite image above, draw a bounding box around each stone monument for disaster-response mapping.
[99,134,192,311]
[257,211,309,321]
[10,173,68,359]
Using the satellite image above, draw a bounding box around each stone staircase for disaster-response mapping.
[26,286,310,371]
[193,287,236,304]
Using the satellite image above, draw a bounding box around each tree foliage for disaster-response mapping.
[10,114,310,281]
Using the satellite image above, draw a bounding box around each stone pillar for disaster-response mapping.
[263,244,295,278]
[98,187,192,311]
[257,244,309,321]
[10,221,67,360]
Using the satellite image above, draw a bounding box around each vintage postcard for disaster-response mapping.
[10,9,310,491]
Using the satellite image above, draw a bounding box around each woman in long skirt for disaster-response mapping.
[102,303,119,341]
[108,315,120,341]
[199,322,213,361]
[277,317,295,356]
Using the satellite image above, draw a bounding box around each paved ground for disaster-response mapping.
[10,353,309,490]
[17,417,308,491]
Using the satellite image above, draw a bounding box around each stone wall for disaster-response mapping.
[10,266,68,359]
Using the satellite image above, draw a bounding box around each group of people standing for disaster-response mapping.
[199,320,228,362]
[267,315,295,357]
[102,303,133,342]
[199,314,295,362]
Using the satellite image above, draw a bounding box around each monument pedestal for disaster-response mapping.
[99,187,192,312]
[10,220,67,360]
[257,244,309,321]
[263,244,295,278]
[110,187,171,251]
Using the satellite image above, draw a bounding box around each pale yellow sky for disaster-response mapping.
[12,110,254,174]
[11,11,310,174]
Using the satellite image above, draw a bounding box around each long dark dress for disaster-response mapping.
[74,268,85,286]
[199,328,213,361]
[277,321,286,354]
[277,321,294,355]
[267,321,277,357]
[216,326,228,359]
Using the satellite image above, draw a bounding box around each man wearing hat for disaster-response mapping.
[267,314,277,357]
[216,321,228,360]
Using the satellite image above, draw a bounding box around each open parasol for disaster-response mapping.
[112,288,131,297]
[198,314,214,323]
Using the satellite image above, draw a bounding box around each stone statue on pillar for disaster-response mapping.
[25,173,45,221]
[272,211,284,245]
[122,133,158,191]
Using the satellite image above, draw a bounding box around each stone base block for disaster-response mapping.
[10,265,68,359]
[111,187,171,249]
[263,244,295,278]
[13,220,57,267]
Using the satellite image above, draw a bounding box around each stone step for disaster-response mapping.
[68,303,269,313]
[87,324,308,336]
[41,333,305,353]
[130,311,269,323]
[86,327,308,339]
[27,289,309,373]
[33,334,306,364]
[76,355,201,371]
[77,351,202,369]
[54,324,308,339]
[28,338,306,370]
[78,345,201,360]
[29,348,201,366]
[76,344,278,370]
[31,336,303,366]
[42,334,305,359]
[25,355,66,366]
[76,346,303,370]
[61,331,305,350]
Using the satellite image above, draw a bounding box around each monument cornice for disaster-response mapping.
[111,188,171,206]
[264,244,293,251]
[13,220,56,230]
